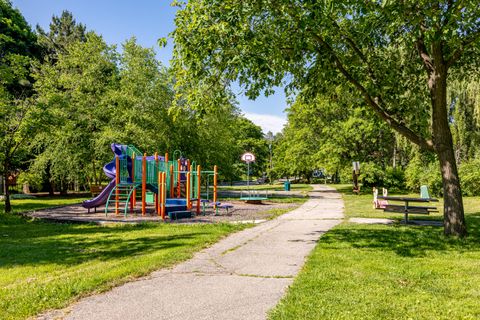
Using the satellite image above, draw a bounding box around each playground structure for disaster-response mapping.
[239,189,269,203]
[82,144,218,219]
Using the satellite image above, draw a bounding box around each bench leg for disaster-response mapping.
[404,201,409,224]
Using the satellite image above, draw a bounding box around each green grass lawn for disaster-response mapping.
[332,184,446,221]
[1,195,89,214]
[269,185,480,320]
[0,198,249,320]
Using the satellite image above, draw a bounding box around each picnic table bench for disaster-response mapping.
[378,196,439,224]
[209,202,234,216]
[90,185,105,196]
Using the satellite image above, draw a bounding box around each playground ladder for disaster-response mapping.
[105,183,141,217]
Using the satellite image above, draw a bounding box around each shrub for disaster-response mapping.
[405,157,442,196]
[383,167,406,191]
[459,158,480,196]
[360,162,385,188]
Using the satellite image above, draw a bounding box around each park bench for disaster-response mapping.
[209,202,234,215]
[377,195,438,223]
[90,185,105,196]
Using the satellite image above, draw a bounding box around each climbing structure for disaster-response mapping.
[103,144,218,219]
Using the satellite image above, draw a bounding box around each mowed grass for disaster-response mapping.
[0,198,248,320]
[0,195,89,214]
[269,185,480,320]
[332,184,445,221]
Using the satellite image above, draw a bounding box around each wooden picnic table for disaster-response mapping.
[378,196,439,223]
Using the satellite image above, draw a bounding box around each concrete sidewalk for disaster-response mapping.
[44,185,344,320]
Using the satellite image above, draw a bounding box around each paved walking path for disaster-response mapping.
[45,185,344,320]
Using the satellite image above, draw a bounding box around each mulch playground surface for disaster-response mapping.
[23,200,300,225]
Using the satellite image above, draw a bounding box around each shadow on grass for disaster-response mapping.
[0,213,212,268]
[0,196,87,214]
[321,214,480,258]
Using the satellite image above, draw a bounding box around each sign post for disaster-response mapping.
[352,161,361,194]
[241,152,256,189]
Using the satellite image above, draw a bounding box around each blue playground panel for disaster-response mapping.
[165,198,188,214]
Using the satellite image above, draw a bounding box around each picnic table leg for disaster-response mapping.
[404,201,409,224]
[202,202,206,216]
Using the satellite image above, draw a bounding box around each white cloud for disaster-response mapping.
[243,112,287,134]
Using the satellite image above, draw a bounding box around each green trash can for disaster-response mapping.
[284,180,291,191]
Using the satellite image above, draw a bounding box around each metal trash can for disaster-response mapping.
[284,180,291,191]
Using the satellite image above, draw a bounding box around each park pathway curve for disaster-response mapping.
[45,185,344,320]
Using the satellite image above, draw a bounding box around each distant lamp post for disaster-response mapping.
[266,132,274,184]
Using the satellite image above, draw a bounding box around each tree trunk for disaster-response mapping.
[46,163,54,196]
[3,162,11,213]
[430,66,467,236]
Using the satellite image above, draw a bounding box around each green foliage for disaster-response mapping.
[32,33,118,186]
[0,1,44,211]
[405,155,443,196]
[359,162,385,188]
[383,167,406,191]
[36,10,86,61]
[459,158,480,196]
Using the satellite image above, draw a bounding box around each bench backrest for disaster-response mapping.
[420,185,430,199]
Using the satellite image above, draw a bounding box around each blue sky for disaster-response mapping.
[12,0,287,133]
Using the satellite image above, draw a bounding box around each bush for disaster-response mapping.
[405,157,442,196]
[360,162,385,188]
[383,167,406,191]
[459,158,480,196]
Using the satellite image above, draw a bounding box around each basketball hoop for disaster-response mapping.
[241,152,256,163]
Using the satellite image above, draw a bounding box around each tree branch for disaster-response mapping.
[415,34,435,75]
[330,20,380,85]
[313,33,435,152]
[446,30,480,68]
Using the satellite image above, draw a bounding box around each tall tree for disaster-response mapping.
[172,0,480,236]
[36,10,86,62]
[0,0,44,212]
[33,33,118,189]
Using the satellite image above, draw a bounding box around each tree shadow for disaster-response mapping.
[321,215,480,258]
[0,215,214,268]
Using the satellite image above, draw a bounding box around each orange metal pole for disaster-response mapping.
[169,164,174,198]
[154,152,158,214]
[142,153,146,216]
[213,165,218,209]
[159,171,163,215]
[186,172,191,209]
[196,165,201,215]
[177,159,181,198]
[186,159,191,197]
[115,156,120,215]
[132,152,136,210]
[161,172,166,220]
